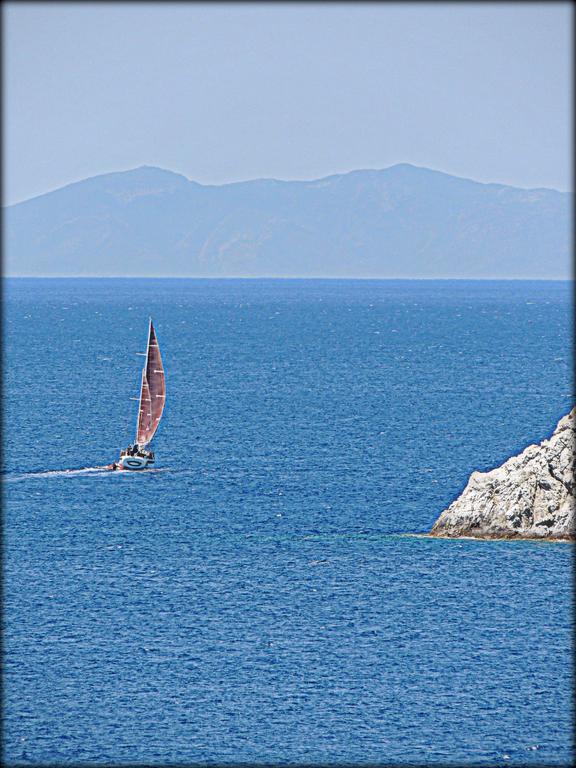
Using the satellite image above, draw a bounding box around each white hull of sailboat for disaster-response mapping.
[119,455,155,470]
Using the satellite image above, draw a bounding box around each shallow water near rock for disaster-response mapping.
[4,278,573,765]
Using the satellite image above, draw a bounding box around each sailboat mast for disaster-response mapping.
[135,368,145,446]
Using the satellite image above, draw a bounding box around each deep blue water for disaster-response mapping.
[3,278,573,766]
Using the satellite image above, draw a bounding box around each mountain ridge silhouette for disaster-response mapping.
[5,163,571,277]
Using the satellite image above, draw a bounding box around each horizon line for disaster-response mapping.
[4,275,573,282]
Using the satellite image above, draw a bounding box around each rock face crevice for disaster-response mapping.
[430,410,575,540]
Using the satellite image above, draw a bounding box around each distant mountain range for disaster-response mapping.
[4,163,572,278]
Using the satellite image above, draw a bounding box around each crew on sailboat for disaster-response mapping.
[125,444,153,459]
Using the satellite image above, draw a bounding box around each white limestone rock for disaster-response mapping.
[431,410,575,540]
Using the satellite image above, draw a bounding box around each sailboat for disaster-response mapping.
[109,318,166,471]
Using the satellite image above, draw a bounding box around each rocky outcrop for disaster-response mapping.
[431,410,575,540]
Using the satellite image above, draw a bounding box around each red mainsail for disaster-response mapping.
[136,320,166,446]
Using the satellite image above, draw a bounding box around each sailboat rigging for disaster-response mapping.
[109,318,166,470]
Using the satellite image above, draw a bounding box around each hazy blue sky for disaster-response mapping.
[4,1,572,205]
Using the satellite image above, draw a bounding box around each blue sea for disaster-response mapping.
[3,278,573,766]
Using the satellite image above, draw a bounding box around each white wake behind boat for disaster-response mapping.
[110,318,166,471]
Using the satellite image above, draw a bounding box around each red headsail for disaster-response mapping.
[136,320,165,446]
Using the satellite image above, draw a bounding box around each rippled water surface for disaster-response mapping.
[4,279,573,765]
